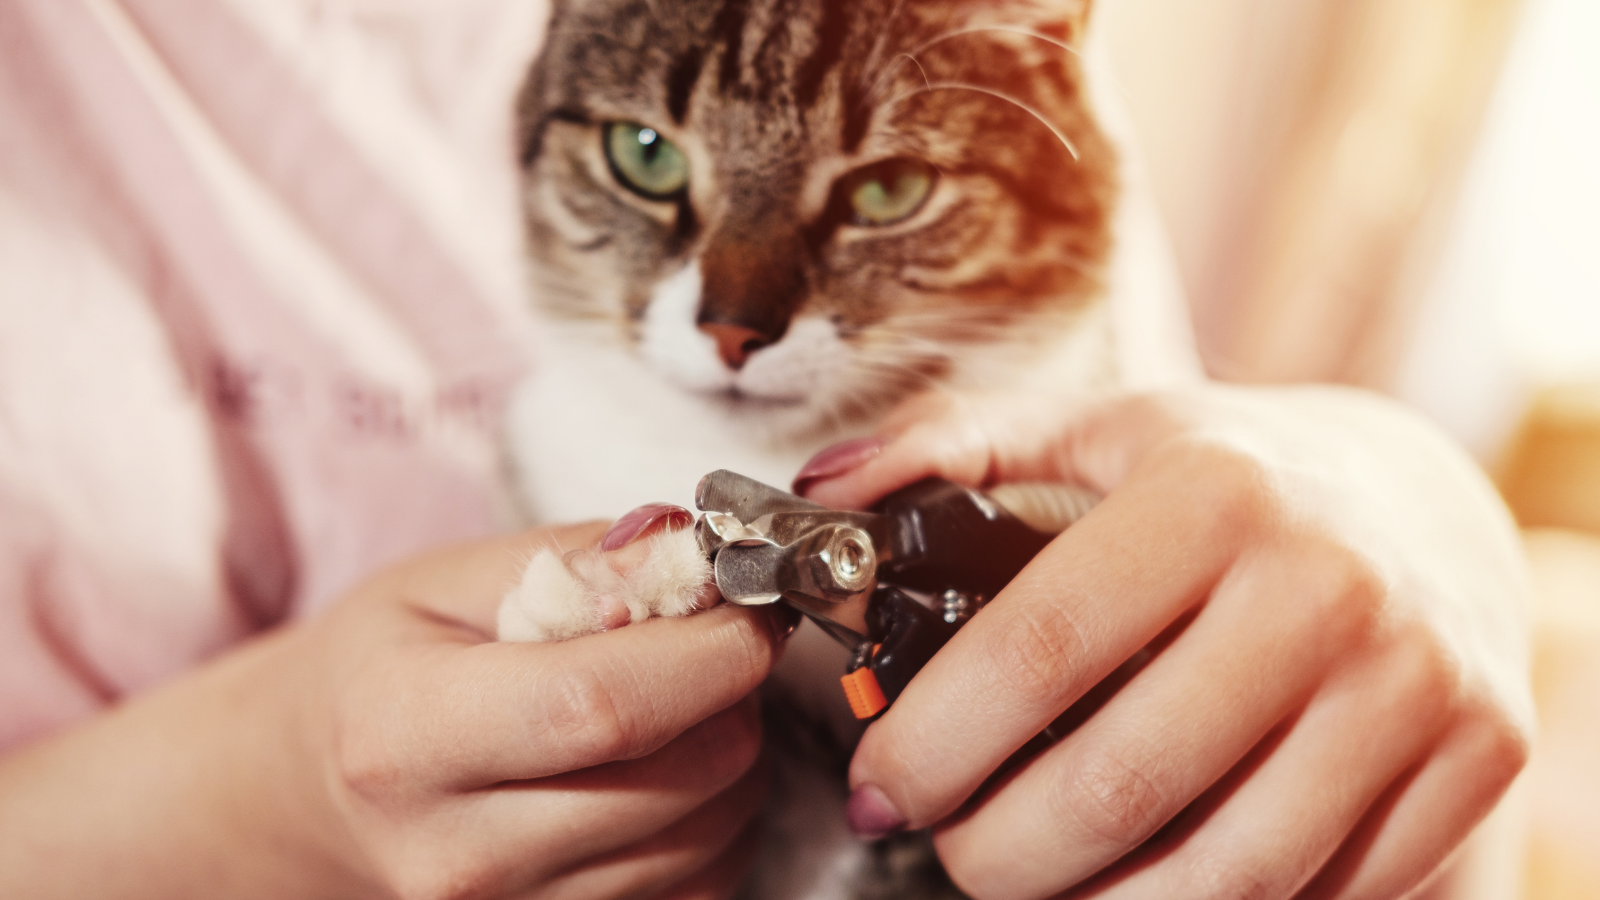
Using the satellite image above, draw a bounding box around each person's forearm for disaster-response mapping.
[0,630,359,900]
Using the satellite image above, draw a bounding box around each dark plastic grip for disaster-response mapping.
[844,479,1060,717]
[875,478,1056,598]
[861,587,961,708]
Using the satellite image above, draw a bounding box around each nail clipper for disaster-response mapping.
[693,470,1098,719]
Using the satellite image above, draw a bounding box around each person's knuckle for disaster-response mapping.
[1370,626,1466,736]
[1166,436,1278,533]
[1466,702,1533,785]
[540,665,635,762]
[1296,540,1388,650]
[1185,849,1279,900]
[989,602,1089,707]
[1409,634,1467,709]
[1121,392,1188,431]
[1330,550,1387,634]
[386,849,498,900]
[726,612,775,687]
[333,715,406,801]
[1054,742,1171,846]
[1210,451,1276,529]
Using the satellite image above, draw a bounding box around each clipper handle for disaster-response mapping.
[841,588,960,719]
[877,478,1059,599]
[840,478,1088,719]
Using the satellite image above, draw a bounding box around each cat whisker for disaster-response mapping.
[899,54,932,93]
[880,308,1064,331]
[862,0,912,81]
[856,350,949,375]
[872,321,1004,342]
[833,374,932,417]
[878,339,987,364]
[885,83,1080,162]
[857,52,931,112]
[889,330,1011,349]
[851,342,950,372]
[870,313,1004,334]
[856,26,1086,165]
[854,352,954,387]
[904,26,1082,65]
[857,22,1082,114]
[881,317,1087,354]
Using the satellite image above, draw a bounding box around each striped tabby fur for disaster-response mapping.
[516,0,1117,437]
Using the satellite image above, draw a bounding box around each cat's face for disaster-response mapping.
[517,0,1115,436]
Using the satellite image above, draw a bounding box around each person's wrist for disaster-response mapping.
[205,625,383,899]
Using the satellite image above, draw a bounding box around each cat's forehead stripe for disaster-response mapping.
[793,0,849,110]
[711,0,751,96]
[697,0,867,113]
[666,44,706,124]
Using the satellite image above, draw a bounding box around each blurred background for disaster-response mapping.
[1105,0,1600,896]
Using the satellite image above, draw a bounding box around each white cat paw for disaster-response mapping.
[497,526,713,642]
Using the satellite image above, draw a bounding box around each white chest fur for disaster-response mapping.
[505,324,839,524]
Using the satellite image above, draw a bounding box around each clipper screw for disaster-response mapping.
[815,526,876,596]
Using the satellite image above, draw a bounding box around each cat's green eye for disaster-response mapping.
[846,158,937,226]
[604,122,690,200]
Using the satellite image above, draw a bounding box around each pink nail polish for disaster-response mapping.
[792,438,884,496]
[845,784,907,840]
[601,504,693,552]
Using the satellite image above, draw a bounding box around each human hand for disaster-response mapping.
[799,386,1533,900]
[0,521,792,900]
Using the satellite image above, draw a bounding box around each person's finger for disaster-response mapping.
[644,823,765,900]
[801,391,1082,509]
[336,602,789,793]
[1299,707,1527,900]
[365,522,614,635]
[1063,632,1462,900]
[802,391,1193,511]
[356,699,765,897]
[532,746,771,899]
[848,432,1274,831]
[383,509,705,639]
[458,695,765,877]
[928,540,1370,899]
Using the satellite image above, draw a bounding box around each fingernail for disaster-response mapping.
[601,504,693,552]
[846,784,906,840]
[793,438,884,496]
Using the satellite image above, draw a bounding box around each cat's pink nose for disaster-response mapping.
[698,322,770,370]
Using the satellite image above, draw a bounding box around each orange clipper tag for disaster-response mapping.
[841,644,889,720]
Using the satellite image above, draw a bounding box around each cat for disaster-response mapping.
[498,0,1191,896]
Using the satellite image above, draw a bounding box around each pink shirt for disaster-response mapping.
[0,0,547,748]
